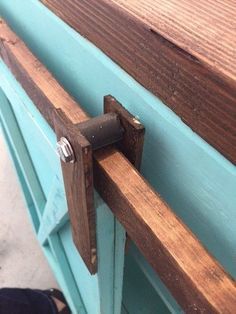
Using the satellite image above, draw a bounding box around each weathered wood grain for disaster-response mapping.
[94,147,236,313]
[1,20,236,313]
[40,0,236,164]
[104,95,145,170]
[54,109,97,274]
[0,19,88,128]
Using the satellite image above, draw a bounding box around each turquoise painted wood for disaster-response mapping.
[0,0,235,313]
[0,90,46,220]
[0,92,40,232]
[0,78,126,313]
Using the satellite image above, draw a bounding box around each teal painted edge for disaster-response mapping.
[123,252,171,314]
[0,0,235,279]
[0,89,86,313]
[43,242,86,314]
[59,222,100,314]
[0,89,46,218]
[57,194,126,314]
[47,234,87,314]
[129,244,183,313]
[0,124,40,232]
[0,0,233,171]
[96,194,126,314]
[0,61,61,199]
[37,176,68,245]
[0,61,126,314]
[0,62,57,169]
[113,221,126,314]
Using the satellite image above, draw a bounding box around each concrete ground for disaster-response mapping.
[0,133,58,289]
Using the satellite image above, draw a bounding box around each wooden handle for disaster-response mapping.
[0,20,235,313]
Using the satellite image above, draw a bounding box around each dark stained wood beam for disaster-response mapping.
[40,0,236,164]
[54,109,97,273]
[0,20,236,313]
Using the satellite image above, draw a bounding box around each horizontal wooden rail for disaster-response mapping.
[0,20,235,313]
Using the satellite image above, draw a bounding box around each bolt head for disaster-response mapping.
[56,137,75,163]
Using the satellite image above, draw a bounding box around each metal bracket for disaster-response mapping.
[54,95,145,274]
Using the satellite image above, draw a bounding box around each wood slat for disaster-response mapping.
[40,0,236,164]
[0,20,236,313]
[54,109,97,274]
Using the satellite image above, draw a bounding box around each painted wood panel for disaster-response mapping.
[123,253,171,314]
[0,70,126,313]
[0,1,236,312]
[2,25,235,311]
[40,0,236,164]
[0,89,45,218]
[0,0,234,280]
[0,91,40,232]
[59,196,126,314]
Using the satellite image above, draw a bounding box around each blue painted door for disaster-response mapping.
[0,83,126,314]
[0,1,235,313]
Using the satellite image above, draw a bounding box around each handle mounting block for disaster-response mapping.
[54,95,145,273]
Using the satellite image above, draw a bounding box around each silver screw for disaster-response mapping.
[56,137,75,163]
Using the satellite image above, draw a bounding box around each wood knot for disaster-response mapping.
[0,36,18,45]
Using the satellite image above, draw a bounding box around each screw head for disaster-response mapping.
[56,137,75,163]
